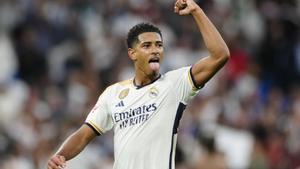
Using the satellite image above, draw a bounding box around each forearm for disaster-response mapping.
[174,0,229,86]
[55,133,85,160]
[55,125,96,160]
[191,7,229,58]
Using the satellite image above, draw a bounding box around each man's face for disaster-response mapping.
[129,32,164,76]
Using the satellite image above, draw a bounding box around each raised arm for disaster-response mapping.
[47,124,97,169]
[175,0,230,87]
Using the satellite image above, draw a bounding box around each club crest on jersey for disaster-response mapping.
[119,88,129,99]
[149,87,159,98]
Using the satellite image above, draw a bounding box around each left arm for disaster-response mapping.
[175,0,230,87]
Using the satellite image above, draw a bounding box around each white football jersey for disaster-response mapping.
[85,66,200,169]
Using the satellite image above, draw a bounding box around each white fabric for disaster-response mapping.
[86,66,200,169]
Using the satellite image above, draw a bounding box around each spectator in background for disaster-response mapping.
[0,0,299,169]
[47,0,230,168]
[194,136,227,169]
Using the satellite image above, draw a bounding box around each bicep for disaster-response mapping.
[76,124,98,143]
[191,55,228,87]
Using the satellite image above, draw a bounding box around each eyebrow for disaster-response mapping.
[140,40,163,44]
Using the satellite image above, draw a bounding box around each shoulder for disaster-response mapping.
[165,66,191,76]
[102,79,133,97]
[96,79,132,103]
[117,79,133,86]
[163,66,191,81]
[164,66,200,91]
[105,79,133,91]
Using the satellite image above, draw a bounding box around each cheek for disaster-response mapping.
[142,58,149,67]
[137,56,148,67]
[159,50,164,60]
[160,48,164,54]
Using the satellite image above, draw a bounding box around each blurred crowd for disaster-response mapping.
[0,0,299,169]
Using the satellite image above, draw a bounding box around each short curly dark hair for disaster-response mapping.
[126,23,162,48]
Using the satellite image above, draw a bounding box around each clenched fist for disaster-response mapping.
[174,0,199,15]
[47,155,66,169]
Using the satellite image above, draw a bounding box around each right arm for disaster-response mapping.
[174,0,230,87]
[47,124,97,169]
[48,85,112,169]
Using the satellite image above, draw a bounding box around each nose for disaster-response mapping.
[150,46,160,55]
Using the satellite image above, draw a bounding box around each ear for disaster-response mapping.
[128,48,137,61]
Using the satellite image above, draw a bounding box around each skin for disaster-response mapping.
[128,32,164,86]
[174,0,230,87]
[47,0,229,168]
[47,125,97,169]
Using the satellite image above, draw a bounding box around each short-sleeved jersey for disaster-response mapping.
[85,66,201,169]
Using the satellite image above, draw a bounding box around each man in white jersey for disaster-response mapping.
[47,0,230,168]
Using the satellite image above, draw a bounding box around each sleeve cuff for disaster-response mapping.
[188,66,203,90]
[84,122,103,136]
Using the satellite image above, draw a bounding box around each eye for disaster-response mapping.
[156,42,163,48]
[142,43,150,48]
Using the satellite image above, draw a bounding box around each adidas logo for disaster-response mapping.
[115,101,125,107]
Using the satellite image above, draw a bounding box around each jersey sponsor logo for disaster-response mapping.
[149,87,159,98]
[119,88,129,99]
[113,103,157,129]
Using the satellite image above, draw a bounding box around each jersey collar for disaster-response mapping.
[133,74,161,89]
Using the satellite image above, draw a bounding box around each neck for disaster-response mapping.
[134,71,160,87]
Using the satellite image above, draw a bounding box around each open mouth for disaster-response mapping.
[148,57,160,63]
[148,57,160,71]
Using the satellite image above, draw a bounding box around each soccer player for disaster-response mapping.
[47,0,230,168]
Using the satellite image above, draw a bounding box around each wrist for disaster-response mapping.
[191,6,203,15]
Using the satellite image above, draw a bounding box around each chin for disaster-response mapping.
[151,70,160,77]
